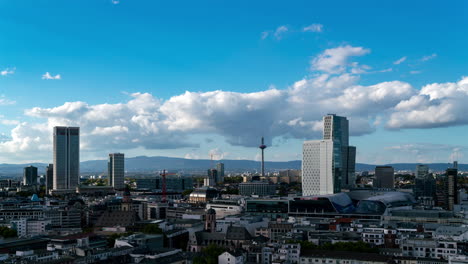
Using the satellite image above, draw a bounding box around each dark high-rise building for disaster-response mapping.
[206,169,218,186]
[23,166,38,186]
[108,153,125,189]
[216,163,225,183]
[445,168,458,211]
[323,114,356,189]
[413,173,436,200]
[46,164,53,193]
[53,127,80,191]
[374,166,394,189]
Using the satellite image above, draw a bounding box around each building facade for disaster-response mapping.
[23,166,38,186]
[108,153,125,189]
[239,181,276,196]
[374,166,395,189]
[323,114,356,188]
[53,127,80,191]
[45,164,53,193]
[216,163,225,184]
[302,140,335,195]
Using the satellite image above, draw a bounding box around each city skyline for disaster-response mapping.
[0,0,467,164]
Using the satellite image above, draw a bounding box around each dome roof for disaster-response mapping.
[206,208,216,215]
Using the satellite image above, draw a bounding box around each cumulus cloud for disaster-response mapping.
[311,45,370,74]
[393,56,407,65]
[0,44,464,163]
[42,72,61,80]
[1,68,15,76]
[303,24,323,32]
[387,76,468,129]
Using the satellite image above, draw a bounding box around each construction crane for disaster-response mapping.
[160,170,177,203]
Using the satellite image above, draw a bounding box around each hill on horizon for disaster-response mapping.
[0,156,464,176]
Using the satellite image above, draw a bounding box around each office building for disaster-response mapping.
[216,163,225,183]
[205,169,217,187]
[323,114,356,188]
[46,164,53,193]
[302,140,336,195]
[416,164,429,179]
[445,168,458,211]
[239,181,276,196]
[374,166,394,189]
[53,126,80,191]
[108,153,125,189]
[23,166,38,186]
[136,177,193,191]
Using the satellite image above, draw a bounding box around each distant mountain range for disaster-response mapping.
[0,156,464,176]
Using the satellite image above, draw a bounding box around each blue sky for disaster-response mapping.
[0,0,467,164]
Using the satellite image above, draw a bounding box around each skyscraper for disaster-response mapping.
[302,140,335,195]
[53,127,80,191]
[374,166,394,189]
[323,114,356,188]
[445,168,458,211]
[46,164,53,194]
[416,164,429,179]
[108,153,125,189]
[216,163,225,184]
[23,165,38,186]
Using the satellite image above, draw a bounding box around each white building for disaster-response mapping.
[273,243,301,264]
[302,140,335,195]
[11,218,51,237]
[218,251,244,264]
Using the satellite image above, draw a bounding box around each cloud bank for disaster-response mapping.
[0,45,466,162]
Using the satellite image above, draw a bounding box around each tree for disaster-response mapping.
[194,244,227,264]
[182,189,193,196]
[0,226,17,238]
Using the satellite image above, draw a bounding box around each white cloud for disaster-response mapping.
[208,148,228,160]
[385,143,467,163]
[111,0,120,4]
[303,24,323,33]
[393,56,407,65]
[260,31,270,40]
[273,26,288,40]
[410,70,421,74]
[42,72,61,80]
[421,53,437,62]
[0,95,15,106]
[387,76,468,129]
[311,45,370,74]
[1,68,15,76]
[1,119,20,126]
[0,44,464,163]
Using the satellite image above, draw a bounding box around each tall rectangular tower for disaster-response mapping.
[323,114,356,188]
[445,168,458,211]
[53,127,80,191]
[302,140,336,195]
[216,163,225,183]
[46,164,53,193]
[23,165,38,186]
[108,153,125,189]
